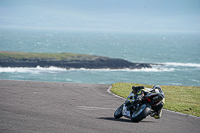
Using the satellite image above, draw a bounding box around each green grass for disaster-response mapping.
[111,82,200,117]
[0,51,94,60]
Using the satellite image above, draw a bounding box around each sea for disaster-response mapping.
[0,27,200,86]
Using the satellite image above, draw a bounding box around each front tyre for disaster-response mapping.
[130,104,151,122]
[114,104,123,119]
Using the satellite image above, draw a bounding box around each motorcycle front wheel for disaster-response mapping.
[130,104,151,122]
[114,104,123,119]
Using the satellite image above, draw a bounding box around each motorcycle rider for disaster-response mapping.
[125,85,165,119]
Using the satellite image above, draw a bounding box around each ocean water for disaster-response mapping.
[0,28,200,86]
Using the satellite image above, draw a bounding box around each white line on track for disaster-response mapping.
[107,86,125,100]
[77,106,115,111]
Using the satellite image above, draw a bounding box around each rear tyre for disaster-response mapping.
[130,104,151,122]
[114,104,123,119]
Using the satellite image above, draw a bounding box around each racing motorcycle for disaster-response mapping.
[114,85,165,122]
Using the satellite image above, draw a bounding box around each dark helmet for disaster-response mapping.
[132,86,145,94]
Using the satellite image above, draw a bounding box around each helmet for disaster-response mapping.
[132,86,145,94]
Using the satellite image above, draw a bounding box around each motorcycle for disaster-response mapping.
[114,85,165,122]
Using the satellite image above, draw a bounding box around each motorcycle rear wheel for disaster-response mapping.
[114,104,123,119]
[130,104,151,122]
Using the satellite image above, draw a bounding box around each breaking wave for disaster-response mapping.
[68,67,175,72]
[0,66,66,74]
[164,62,200,67]
[0,66,175,73]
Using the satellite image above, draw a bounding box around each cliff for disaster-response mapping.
[0,51,152,69]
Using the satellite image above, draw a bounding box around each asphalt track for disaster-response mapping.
[0,80,200,133]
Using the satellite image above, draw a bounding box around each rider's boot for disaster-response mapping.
[154,109,162,119]
[150,111,156,117]
[153,102,164,119]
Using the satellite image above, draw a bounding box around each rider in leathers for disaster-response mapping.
[125,85,165,119]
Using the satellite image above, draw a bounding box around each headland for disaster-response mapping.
[0,51,152,69]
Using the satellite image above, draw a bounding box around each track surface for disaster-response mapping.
[0,80,200,133]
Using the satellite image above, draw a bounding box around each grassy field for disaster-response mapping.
[0,51,97,60]
[0,51,78,59]
[111,82,200,117]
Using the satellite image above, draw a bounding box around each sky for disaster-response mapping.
[0,0,200,32]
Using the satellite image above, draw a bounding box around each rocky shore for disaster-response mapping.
[0,51,152,69]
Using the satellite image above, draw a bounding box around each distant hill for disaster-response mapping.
[0,51,152,69]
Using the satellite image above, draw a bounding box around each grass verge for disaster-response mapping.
[0,51,96,60]
[111,82,200,117]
